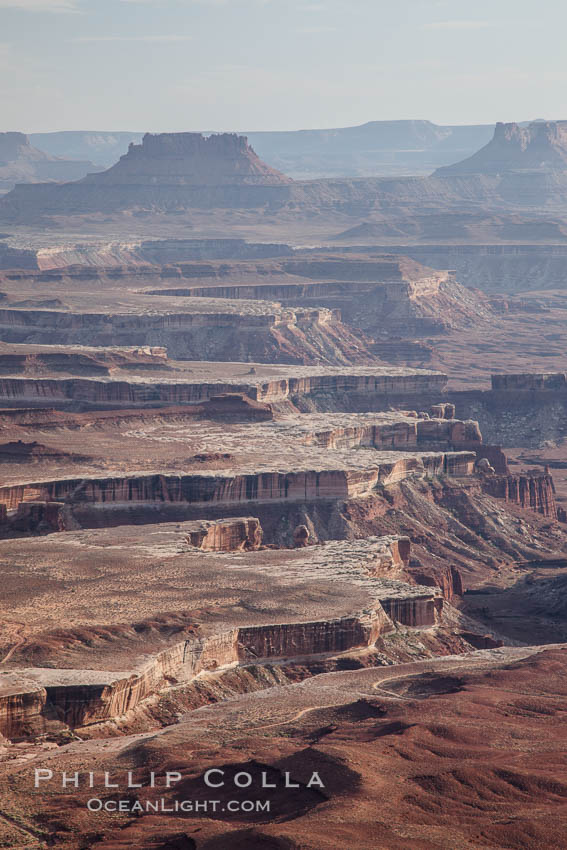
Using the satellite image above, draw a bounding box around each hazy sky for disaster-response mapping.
[1,0,566,133]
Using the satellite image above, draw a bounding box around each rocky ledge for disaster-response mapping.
[0,532,450,738]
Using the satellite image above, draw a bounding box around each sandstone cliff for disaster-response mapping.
[185,517,263,551]
[481,472,557,519]
[0,367,447,410]
[0,305,377,367]
[0,451,476,511]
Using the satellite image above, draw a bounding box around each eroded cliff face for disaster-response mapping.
[301,416,480,451]
[186,517,263,551]
[0,680,47,739]
[0,306,376,367]
[350,244,567,295]
[0,452,476,512]
[236,611,389,663]
[0,369,447,409]
[378,595,439,628]
[481,472,557,519]
[0,607,398,736]
[9,500,78,534]
[0,345,168,377]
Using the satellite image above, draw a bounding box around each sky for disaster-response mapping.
[1,0,566,133]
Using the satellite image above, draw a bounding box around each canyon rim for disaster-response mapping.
[2,2,567,849]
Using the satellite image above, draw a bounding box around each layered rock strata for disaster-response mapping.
[0,302,380,366]
[185,517,263,551]
[491,372,567,392]
[0,365,447,409]
[481,472,557,518]
[142,254,486,339]
[0,610,391,735]
[0,343,168,376]
[0,533,441,737]
[0,451,476,511]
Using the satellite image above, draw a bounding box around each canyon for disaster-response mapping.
[1,123,567,850]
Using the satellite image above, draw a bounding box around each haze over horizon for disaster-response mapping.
[1,0,566,133]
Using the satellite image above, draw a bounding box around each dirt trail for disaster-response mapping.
[0,621,28,664]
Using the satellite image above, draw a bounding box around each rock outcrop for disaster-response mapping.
[8,500,78,533]
[0,343,168,376]
[293,524,310,547]
[378,594,440,628]
[146,253,490,339]
[481,472,557,518]
[436,121,567,176]
[0,304,377,367]
[93,132,293,186]
[185,517,263,551]
[0,133,293,217]
[0,568,444,736]
[411,564,463,603]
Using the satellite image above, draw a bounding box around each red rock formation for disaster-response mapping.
[9,500,77,533]
[455,443,509,474]
[430,402,455,420]
[0,452,476,512]
[378,595,439,627]
[0,608,396,735]
[293,524,310,547]
[186,517,262,552]
[0,679,47,739]
[411,565,463,602]
[416,417,482,445]
[481,472,557,518]
[237,611,389,662]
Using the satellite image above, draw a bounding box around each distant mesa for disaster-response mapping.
[0,132,294,219]
[435,120,567,176]
[28,120,496,178]
[0,131,99,192]
[87,132,293,187]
